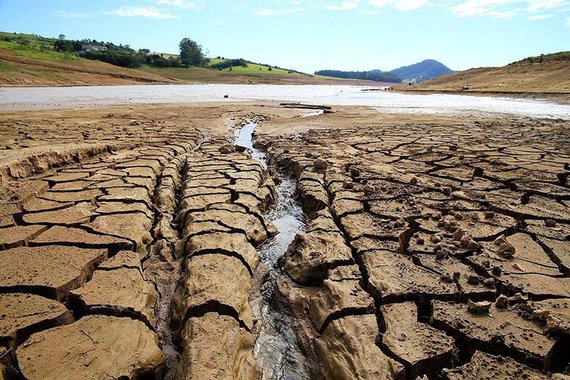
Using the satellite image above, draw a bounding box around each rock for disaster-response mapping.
[0,246,107,300]
[433,301,556,363]
[532,308,550,322]
[176,313,259,380]
[0,293,73,346]
[88,213,153,258]
[381,302,454,378]
[495,294,509,309]
[467,300,491,314]
[0,225,48,249]
[23,202,95,225]
[452,228,465,241]
[30,225,132,250]
[443,351,551,380]
[545,219,557,227]
[305,266,374,332]
[497,242,515,258]
[71,267,157,327]
[363,250,456,302]
[315,315,405,380]
[313,159,328,171]
[17,315,165,380]
[467,275,480,285]
[493,234,508,246]
[281,230,353,284]
[509,293,528,303]
[219,144,235,154]
[172,254,254,331]
[185,232,259,274]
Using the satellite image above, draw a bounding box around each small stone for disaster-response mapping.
[219,144,235,154]
[415,237,425,245]
[129,120,140,126]
[497,242,515,258]
[410,177,418,185]
[453,272,461,282]
[452,229,465,241]
[545,219,556,227]
[442,187,452,196]
[495,295,509,309]
[436,249,448,260]
[342,180,354,189]
[441,274,453,283]
[467,275,481,285]
[492,266,502,276]
[350,167,361,177]
[468,300,492,314]
[363,185,377,194]
[484,211,495,219]
[313,159,328,171]
[494,235,508,246]
[508,293,528,304]
[532,309,550,322]
[483,277,495,288]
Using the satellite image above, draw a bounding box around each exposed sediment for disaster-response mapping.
[257,116,570,379]
[0,104,568,379]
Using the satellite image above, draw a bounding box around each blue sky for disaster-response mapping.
[1,0,569,73]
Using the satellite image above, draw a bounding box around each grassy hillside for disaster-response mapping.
[405,51,570,94]
[0,31,374,86]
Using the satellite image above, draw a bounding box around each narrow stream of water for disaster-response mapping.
[235,123,310,380]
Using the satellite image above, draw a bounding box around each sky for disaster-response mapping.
[0,0,569,73]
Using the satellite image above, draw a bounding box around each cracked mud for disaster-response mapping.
[0,103,568,379]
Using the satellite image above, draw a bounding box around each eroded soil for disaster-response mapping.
[0,103,568,379]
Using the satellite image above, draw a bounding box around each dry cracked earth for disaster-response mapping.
[0,103,569,380]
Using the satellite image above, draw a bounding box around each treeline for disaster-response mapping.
[52,38,190,68]
[210,58,247,70]
[315,70,401,83]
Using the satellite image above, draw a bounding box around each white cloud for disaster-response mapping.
[326,1,361,10]
[155,0,199,9]
[528,13,553,18]
[105,6,179,19]
[369,0,428,11]
[253,8,304,16]
[450,0,570,18]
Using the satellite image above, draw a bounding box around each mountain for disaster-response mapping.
[405,51,570,94]
[314,69,402,83]
[390,59,453,82]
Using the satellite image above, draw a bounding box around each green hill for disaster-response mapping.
[0,31,371,86]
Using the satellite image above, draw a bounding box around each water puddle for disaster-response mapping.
[300,110,324,118]
[235,123,310,380]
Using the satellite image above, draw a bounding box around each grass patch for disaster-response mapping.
[0,62,18,71]
[0,32,84,61]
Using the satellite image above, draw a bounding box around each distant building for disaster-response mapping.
[81,44,107,52]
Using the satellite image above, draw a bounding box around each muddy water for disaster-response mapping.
[235,124,310,380]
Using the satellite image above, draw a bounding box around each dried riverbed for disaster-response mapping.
[0,102,568,379]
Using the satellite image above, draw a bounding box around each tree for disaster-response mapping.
[179,38,206,67]
[58,34,66,40]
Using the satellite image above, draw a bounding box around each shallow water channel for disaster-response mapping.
[235,123,310,380]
